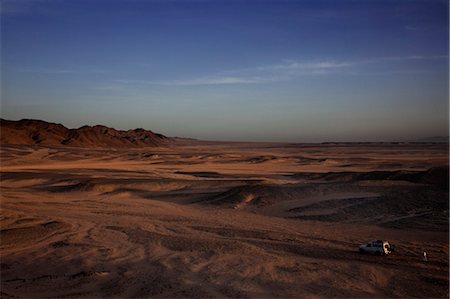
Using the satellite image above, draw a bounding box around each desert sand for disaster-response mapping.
[1,140,449,298]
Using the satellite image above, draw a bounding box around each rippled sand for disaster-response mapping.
[1,142,448,298]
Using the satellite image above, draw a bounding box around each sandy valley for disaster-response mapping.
[1,141,448,298]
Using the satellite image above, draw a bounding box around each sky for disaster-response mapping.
[1,0,449,142]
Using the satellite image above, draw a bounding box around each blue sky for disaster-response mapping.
[1,0,448,142]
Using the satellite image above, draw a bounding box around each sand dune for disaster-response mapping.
[1,142,448,298]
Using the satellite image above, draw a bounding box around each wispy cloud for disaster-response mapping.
[104,54,448,87]
[148,76,273,86]
[94,85,128,91]
[362,55,448,64]
[141,59,352,86]
[253,60,352,72]
[17,67,107,74]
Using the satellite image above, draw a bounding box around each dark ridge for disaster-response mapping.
[290,166,449,189]
[0,118,170,148]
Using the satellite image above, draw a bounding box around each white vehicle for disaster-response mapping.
[359,240,392,255]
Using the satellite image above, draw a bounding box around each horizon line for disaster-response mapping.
[1,117,448,145]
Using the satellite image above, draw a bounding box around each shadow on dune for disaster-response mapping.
[290,166,449,189]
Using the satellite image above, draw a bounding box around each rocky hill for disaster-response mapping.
[0,119,170,147]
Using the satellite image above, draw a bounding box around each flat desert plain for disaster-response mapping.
[1,141,448,298]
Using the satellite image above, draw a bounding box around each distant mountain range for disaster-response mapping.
[0,119,170,147]
[414,136,449,143]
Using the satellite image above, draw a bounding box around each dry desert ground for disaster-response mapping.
[1,141,449,298]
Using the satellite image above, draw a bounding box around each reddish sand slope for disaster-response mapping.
[1,142,448,298]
